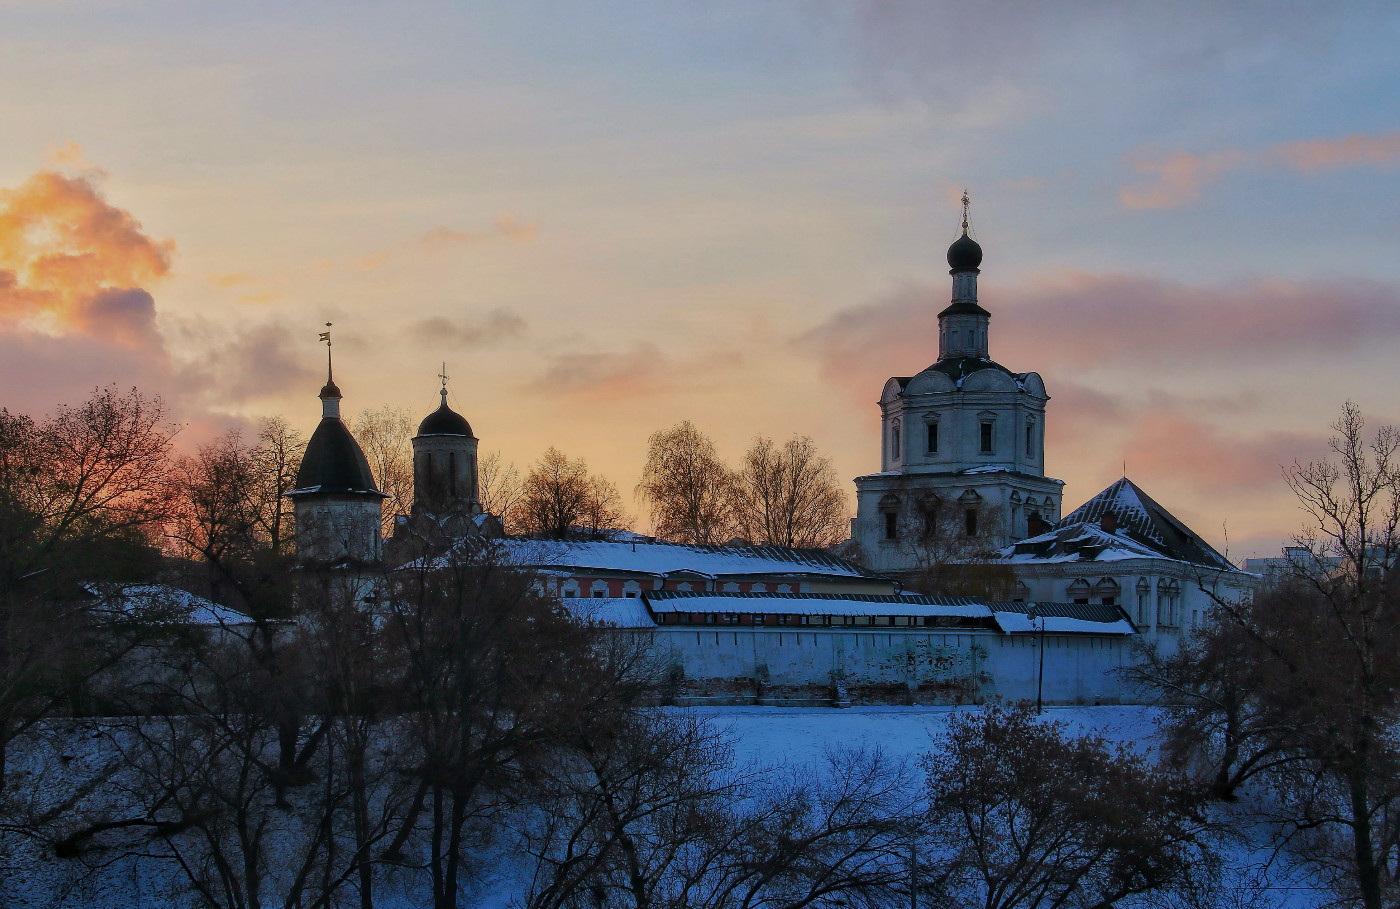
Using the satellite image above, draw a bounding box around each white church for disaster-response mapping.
[283,199,1254,706]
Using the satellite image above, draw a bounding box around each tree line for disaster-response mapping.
[4,386,1400,906]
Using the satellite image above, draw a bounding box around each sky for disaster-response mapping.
[2,1,1398,560]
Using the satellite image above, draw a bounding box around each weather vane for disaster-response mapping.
[961,190,971,234]
[318,322,333,383]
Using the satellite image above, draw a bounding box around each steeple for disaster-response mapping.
[319,322,342,417]
[938,192,990,360]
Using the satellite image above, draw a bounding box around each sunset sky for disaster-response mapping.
[2,2,1398,560]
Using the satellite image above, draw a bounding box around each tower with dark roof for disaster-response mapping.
[852,196,1065,575]
[286,365,386,565]
[410,379,481,519]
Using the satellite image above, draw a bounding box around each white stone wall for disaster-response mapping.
[653,626,1133,704]
[294,496,383,563]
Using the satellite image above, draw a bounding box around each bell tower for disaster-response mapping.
[411,366,480,518]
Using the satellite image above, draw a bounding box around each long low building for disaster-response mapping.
[565,590,1139,706]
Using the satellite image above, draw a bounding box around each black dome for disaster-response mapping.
[292,418,381,495]
[947,232,983,271]
[417,399,474,437]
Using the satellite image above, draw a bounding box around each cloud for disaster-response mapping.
[1121,132,1400,209]
[403,308,527,349]
[0,169,174,343]
[418,213,537,250]
[531,343,741,403]
[799,272,1400,395]
[1119,409,1323,493]
[44,139,87,168]
[170,318,320,405]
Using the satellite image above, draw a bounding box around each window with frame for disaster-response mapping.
[1025,421,1035,458]
[964,508,978,537]
[980,421,994,454]
[884,512,898,540]
[926,421,939,454]
[891,419,901,461]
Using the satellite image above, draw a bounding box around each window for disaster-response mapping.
[926,422,938,453]
[891,420,901,461]
[884,512,898,540]
[1025,421,1035,458]
[964,509,978,537]
[980,421,994,453]
[449,451,457,495]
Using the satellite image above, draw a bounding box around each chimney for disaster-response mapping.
[1100,512,1118,534]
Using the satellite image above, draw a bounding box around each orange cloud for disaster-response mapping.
[418,212,537,250]
[0,170,173,345]
[1120,131,1400,209]
[531,343,742,404]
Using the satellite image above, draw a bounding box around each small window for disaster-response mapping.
[891,420,901,461]
[1025,422,1034,458]
[980,422,994,454]
[965,509,978,537]
[884,512,898,540]
[926,422,938,454]
[449,451,457,495]
[1100,596,1115,606]
[1074,597,1089,605]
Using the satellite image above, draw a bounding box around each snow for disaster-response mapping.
[1,707,1326,908]
[647,593,993,619]
[991,611,1136,635]
[962,465,1009,474]
[500,539,872,580]
[690,704,1163,768]
[560,596,656,628]
[89,584,253,626]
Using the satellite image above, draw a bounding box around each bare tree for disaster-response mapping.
[353,406,415,536]
[922,704,1207,909]
[250,416,304,557]
[478,450,523,531]
[524,712,916,909]
[636,421,738,545]
[519,448,629,540]
[1199,403,1400,909]
[0,386,177,789]
[735,435,848,549]
[1121,616,1297,802]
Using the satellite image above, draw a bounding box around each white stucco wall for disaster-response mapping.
[652,626,1133,705]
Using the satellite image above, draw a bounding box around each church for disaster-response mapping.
[282,199,1254,704]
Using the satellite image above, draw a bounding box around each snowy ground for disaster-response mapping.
[3,706,1323,908]
[695,704,1163,769]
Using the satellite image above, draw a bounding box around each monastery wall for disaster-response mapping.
[650,627,1133,705]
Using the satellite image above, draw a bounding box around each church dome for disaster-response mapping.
[417,392,474,438]
[947,232,983,271]
[294,418,381,495]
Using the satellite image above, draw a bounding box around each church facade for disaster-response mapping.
[284,200,1256,703]
[851,202,1064,573]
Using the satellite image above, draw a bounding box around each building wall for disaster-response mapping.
[1012,562,1257,655]
[293,495,383,563]
[652,626,1133,705]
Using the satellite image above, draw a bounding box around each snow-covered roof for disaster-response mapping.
[500,539,885,583]
[645,591,993,619]
[643,591,1135,634]
[87,584,254,626]
[1000,477,1238,571]
[560,597,657,628]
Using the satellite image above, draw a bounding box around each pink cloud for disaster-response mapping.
[1120,131,1400,209]
[799,272,1400,399]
